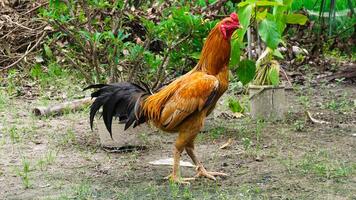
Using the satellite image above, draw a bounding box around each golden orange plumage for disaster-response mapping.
[139,13,241,183]
[87,13,241,184]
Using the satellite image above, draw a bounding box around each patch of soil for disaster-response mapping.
[0,82,355,199]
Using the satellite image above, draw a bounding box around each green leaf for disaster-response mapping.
[228,98,244,113]
[236,59,256,85]
[268,68,279,86]
[258,17,281,49]
[285,14,308,25]
[256,1,283,6]
[30,64,43,80]
[43,44,53,59]
[256,9,267,21]
[283,0,293,7]
[78,30,91,41]
[197,0,207,7]
[190,52,201,60]
[273,49,284,59]
[237,4,253,43]
[229,37,241,69]
[237,0,255,7]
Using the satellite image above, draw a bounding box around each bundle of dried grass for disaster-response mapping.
[0,0,48,71]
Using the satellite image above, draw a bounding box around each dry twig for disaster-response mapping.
[1,31,46,71]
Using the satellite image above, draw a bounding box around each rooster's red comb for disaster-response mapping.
[230,12,239,22]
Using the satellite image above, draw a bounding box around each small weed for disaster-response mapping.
[293,120,306,132]
[323,93,353,112]
[298,95,310,109]
[0,89,9,111]
[166,182,193,199]
[168,181,180,198]
[182,186,194,199]
[5,69,21,95]
[242,137,252,150]
[238,184,263,199]
[73,182,97,199]
[37,150,57,170]
[138,132,149,144]
[279,153,294,174]
[209,126,226,139]
[14,158,32,189]
[9,126,20,143]
[255,120,265,146]
[228,98,245,113]
[60,128,76,146]
[335,77,345,85]
[234,125,248,139]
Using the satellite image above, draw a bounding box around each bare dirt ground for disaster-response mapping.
[0,81,355,199]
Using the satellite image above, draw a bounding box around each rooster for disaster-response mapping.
[85,13,241,184]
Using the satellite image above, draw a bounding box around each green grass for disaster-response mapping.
[59,128,77,146]
[9,126,20,143]
[0,89,8,111]
[209,126,226,139]
[14,158,32,189]
[37,150,57,170]
[322,92,354,112]
[297,150,355,180]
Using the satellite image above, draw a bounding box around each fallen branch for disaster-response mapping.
[280,67,292,86]
[1,31,46,71]
[23,2,49,15]
[306,111,330,125]
[318,64,356,82]
[33,97,94,116]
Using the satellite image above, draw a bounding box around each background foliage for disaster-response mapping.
[0,0,355,93]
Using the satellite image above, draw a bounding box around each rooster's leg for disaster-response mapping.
[185,142,227,180]
[165,134,191,184]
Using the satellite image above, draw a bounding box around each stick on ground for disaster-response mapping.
[33,97,94,116]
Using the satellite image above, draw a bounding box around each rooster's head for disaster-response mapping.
[219,12,241,40]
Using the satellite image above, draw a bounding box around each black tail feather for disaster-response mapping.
[85,82,149,138]
[83,84,109,91]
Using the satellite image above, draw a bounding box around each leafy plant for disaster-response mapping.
[39,1,218,85]
[228,98,245,113]
[231,0,308,86]
[14,158,32,188]
[9,126,20,143]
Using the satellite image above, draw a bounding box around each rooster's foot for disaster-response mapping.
[191,165,227,180]
[164,174,192,185]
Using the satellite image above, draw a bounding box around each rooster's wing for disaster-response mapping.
[160,74,219,129]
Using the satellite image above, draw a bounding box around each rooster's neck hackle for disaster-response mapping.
[196,24,231,75]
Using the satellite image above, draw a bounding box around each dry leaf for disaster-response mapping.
[219,138,233,149]
[233,112,244,118]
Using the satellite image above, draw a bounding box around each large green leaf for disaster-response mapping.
[285,14,308,25]
[258,17,281,49]
[237,4,253,43]
[229,37,241,69]
[268,68,279,86]
[236,59,256,85]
